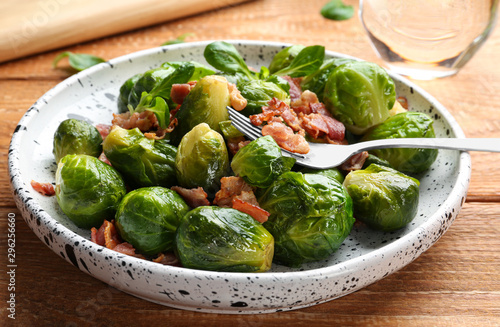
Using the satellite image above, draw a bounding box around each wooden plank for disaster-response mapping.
[0,0,252,63]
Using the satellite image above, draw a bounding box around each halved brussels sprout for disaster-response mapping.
[231,135,295,188]
[175,123,229,197]
[259,172,354,267]
[55,154,126,228]
[102,126,177,188]
[115,187,190,255]
[361,111,438,173]
[323,61,396,135]
[175,206,274,272]
[53,118,103,163]
[236,79,290,116]
[343,164,420,231]
[169,75,231,145]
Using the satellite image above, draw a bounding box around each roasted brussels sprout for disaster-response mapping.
[115,187,190,255]
[300,57,353,100]
[259,172,354,267]
[53,118,103,163]
[55,154,126,228]
[169,75,231,145]
[175,206,274,272]
[102,126,177,188]
[323,61,396,135]
[361,111,438,173]
[361,154,393,170]
[237,79,290,116]
[175,123,229,197]
[117,73,142,113]
[231,136,295,188]
[300,167,345,184]
[343,164,420,231]
[268,45,305,74]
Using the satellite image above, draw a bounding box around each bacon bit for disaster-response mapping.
[282,76,303,101]
[91,220,145,259]
[228,83,247,111]
[153,252,182,267]
[171,186,210,208]
[95,124,112,140]
[213,176,255,208]
[262,121,310,154]
[98,152,112,165]
[340,151,370,171]
[226,136,248,155]
[232,197,270,223]
[112,111,158,132]
[31,180,55,196]
[170,81,197,105]
[397,96,409,109]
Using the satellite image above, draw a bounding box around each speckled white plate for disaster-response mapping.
[8,40,471,314]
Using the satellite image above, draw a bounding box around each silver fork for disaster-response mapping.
[227,106,500,169]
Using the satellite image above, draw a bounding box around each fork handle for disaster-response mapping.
[352,138,500,153]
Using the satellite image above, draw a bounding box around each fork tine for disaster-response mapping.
[227,107,262,140]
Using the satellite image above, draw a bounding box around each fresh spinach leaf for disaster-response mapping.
[321,0,354,21]
[272,45,325,77]
[161,33,195,46]
[52,52,105,71]
[204,41,256,80]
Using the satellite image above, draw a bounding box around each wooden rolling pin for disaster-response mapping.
[0,0,251,63]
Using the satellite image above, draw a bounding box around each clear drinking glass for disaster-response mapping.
[359,0,499,79]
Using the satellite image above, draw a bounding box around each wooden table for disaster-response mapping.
[1,0,499,325]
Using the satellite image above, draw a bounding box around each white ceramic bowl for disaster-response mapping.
[8,40,471,314]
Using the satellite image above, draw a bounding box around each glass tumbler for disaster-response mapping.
[359,0,499,79]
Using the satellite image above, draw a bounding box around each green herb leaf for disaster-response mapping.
[161,33,195,46]
[273,45,325,77]
[321,0,354,21]
[52,51,105,71]
[204,41,256,80]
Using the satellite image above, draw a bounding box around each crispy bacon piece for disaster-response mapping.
[213,177,269,223]
[91,220,145,259]
[232,197,269,223]
[95,124,111,140]
[397,96,409,109]
[30,180,55,196]
[112,111,158,132]
[98,152,112,165]
[153,252,182,267]
[262,121,310,154]
[213,176,254,208]
[340,151,370,171]
[282,76,303,101]
[170,81,197,105]
[171,186,210,208]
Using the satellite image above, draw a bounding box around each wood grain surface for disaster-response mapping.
[0,0,499,326]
